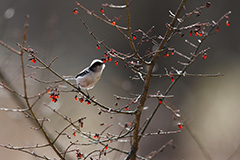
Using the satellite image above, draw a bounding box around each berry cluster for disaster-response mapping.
[74,95,91,105]
[48,88,59,103]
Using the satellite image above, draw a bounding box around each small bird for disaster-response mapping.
[74,59,105,96]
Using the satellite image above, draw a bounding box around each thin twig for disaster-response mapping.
[0,144,50,160]
[126,0,150,65]
[76,2,128,30]
[0,40,21,55]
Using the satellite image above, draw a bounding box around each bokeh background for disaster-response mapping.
[0,0,239,159]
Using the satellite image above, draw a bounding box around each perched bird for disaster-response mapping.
[74,59,105,96]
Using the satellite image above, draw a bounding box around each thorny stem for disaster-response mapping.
[19,15,64,160]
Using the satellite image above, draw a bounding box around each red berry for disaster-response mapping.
[79,98,84,103]
[216,27,219,32]
[32,58,36,64]
[171,77,175,82]
[189,30,193,36]
[132,34,137,40]
[100,8,104,13]
[76,153,82,158]
[73,132,76,137]
[74,96,78,101]
[125,107,129,111]
[226,20,230,26]
[73,8,78,15]
[202,54,207,60]
[195,32,198,36]
[178,123,184,130]
[105,145,108,150]
[112,20,116,26]
[115,60,118,66]
[164,53,169,57]
[159,99,162,104]
[96,44,100,50]
[171,52,174,55]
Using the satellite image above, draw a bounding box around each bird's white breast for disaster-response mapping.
[76,69,102,90]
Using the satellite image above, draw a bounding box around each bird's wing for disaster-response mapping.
[75,69,89,78]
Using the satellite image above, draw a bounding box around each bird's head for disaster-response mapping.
[89,59,105,73]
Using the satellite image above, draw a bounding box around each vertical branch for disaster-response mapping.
[127,1,187,159]
[126,0,149,65]
[19,15,64,160]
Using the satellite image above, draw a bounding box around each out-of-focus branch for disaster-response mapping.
[185,124,212,160]
[145,139,174,160]
[227,143,240,160]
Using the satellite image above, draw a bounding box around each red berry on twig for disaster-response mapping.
[32,58,36,64]
[96,44,100,50]
[132,34,137,40]
[189,30,193,36]
[74,95,78,101]
[226,20,230,26]
[202,54,207,60]
[73,8,78,15]
[111,20,116,26]
[178,123,184,130]
[100,8,104,13]
[164,53,169,57]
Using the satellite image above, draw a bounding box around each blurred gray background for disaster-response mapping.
[0,0,239,159]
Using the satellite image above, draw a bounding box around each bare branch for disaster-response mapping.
[0,144,50,160]
[76,2,128,30]
[0,40,21,55]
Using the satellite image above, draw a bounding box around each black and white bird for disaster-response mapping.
[74,59,105,95]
